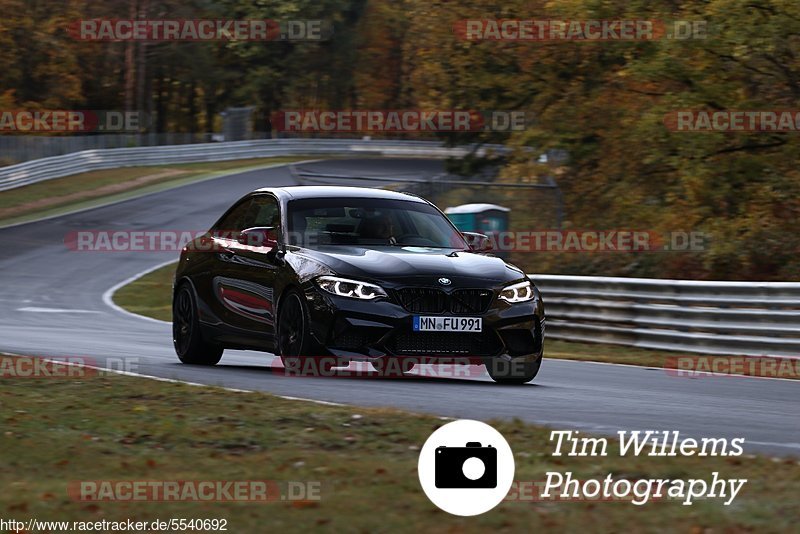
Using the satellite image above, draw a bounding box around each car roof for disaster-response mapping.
[252,185,428,203]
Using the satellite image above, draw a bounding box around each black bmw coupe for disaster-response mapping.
[172,186,544,384]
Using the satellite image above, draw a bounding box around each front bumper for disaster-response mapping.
[302,282,545,366]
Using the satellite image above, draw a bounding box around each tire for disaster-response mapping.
[277,289,330,376]
[371,357,416,377]
[486,356,541,384]
[173,283,223,365]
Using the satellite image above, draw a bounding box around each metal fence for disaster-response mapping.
[532,275,800,358]
[0,138,505,192]
[290,164,566,231]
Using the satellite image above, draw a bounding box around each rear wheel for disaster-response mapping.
[486,357,541,384]
[278,290,331,375]
[173,283,223,365]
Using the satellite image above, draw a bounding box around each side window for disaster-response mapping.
[214,196,280,235]
[215,198,255,234]
[250,196,280,228]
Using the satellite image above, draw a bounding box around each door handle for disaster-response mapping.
[217,249,236,261]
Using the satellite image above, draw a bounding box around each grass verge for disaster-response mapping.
[113,263,800,380]
[113,263,176,322]
[0,355,797,532]
[0,156,312,227]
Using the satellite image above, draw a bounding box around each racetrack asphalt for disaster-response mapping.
[0,158,797,457]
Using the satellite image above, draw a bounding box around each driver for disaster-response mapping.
[360,213,395,243]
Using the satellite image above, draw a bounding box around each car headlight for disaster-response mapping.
[315,276,387,300]
[498,280,535,303]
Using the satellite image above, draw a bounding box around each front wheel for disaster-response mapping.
[277,289,329,375]
[486,357,541,384]
[173,283,223,365]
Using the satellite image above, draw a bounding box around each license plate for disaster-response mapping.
[413,316,482,332]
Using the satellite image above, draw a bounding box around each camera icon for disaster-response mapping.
[434,442,497,488]
[418,420,514,516]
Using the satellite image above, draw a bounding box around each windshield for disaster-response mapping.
[287,197,468,249]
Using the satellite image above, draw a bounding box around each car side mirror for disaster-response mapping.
[238,227,279,249]
[461,231,493,252]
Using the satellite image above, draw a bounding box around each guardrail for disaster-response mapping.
[531,274,800,358]
[0,138,505,192]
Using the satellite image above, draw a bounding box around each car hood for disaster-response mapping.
[290,245,525,286]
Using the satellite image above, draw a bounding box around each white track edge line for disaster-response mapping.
[11,355,797,450]
[102,259,178,324]
[547,357,800,383]
[31,356,347,407]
